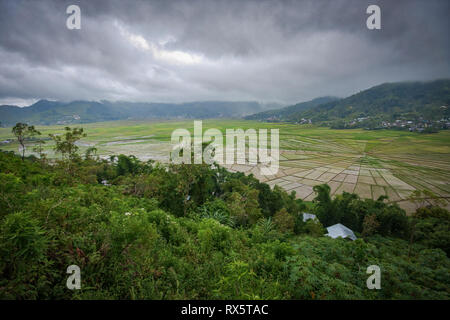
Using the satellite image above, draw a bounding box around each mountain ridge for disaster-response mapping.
[245,79,450,123]
[244,96,339,122]
[0,100,282,126]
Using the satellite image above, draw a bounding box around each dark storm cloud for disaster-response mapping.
[0,0,448,105]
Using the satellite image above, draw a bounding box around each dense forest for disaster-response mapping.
[0,126,449,299]
[244,97,338,122]
[247,80,450,124]
[299,79,450,122]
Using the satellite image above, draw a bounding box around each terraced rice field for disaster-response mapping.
[1,119,449,213]
[223,152,426,213]
[222,126,450,214]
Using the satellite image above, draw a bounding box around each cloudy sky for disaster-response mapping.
[0,0,448,106]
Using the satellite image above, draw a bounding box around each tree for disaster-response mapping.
[226,186,262,226]
[32,138,46,162]
[48,127,87,176]
[362,214,380,237]
[273,208,295,233]
[12,123,41,160]
[84,147,98,160]
[407,189,445,257]
[413,206,450,255]
[49,127,86,160]
[313,184,334,226]
[303,218,325,237]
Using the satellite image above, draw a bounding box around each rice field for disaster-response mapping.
[1,119,449,213]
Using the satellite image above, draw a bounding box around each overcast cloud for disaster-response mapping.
[0,0,448,106]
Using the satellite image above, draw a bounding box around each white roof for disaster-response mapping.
[325,223,357,241]
[302,213,317,222]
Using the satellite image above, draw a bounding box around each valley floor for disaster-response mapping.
[1,119,449,213]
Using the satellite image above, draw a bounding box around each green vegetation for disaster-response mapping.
[245,97,338,122]
[0,119,449,215]
[11,123,41,160]
[300,79,450,122]
[0,126,449,299]
[246,80,450,125]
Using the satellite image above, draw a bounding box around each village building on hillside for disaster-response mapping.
[325,223,357,241]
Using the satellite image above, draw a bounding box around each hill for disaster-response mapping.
[244,96,339,122]
[0,100,273,126]
[299,79,450,122]
[244,79,450,124]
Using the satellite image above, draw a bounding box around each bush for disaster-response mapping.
[0,148,448,299]
[273,208,295,234]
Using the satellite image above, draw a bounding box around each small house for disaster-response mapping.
[325,223,357,241]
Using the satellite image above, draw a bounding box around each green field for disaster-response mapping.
[1,119,449,213]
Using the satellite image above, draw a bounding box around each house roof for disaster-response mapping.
[302,213,317,222]
[325,223,357,241]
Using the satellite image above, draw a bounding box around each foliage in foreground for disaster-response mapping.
[0,148,449,300]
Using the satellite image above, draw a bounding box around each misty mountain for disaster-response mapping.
[0,100,276,126]
[244,97,339,121]
[298,79,450,122]
[245,79,450,123]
